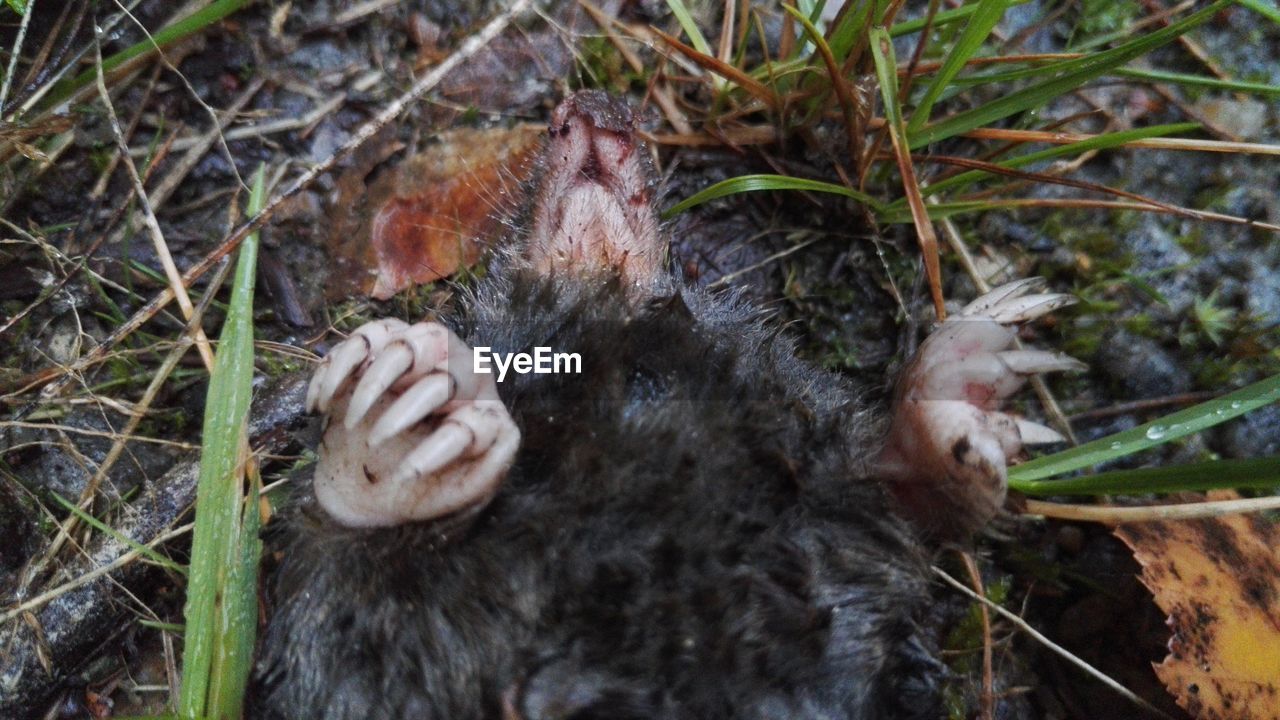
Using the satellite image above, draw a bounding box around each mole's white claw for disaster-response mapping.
[368,372,454,448]
[391,423,473,488]
[315,340,372,414]
[997,349,1088,375]
[439,422,521,513]
[391,405,500,487]
[390,403,518,523]
[917,353,1023,406]
[304,367,325,413]
[982,293,1076,324]
[1016,418,1067,445]
[311,318,408,414]
[960,277,1046,315]
[344,322,458,429]
[309,319,520,528]
[919,320,1017,363]
[875,279,1083,539]
[345,343,414,429]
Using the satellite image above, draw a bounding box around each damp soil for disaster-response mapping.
[0,1,1277,718]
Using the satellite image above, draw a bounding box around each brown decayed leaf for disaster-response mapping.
[326,124,542,300]
[1116,509,1280,720]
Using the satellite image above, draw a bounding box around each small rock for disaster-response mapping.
[1218,402,1280,458]
[1122,223,1196,316]
[1098,329,1193,399]
[1197,96,1269,140]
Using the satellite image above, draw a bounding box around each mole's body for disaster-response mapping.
[254,92,1080,720]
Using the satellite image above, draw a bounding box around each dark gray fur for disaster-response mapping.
[253,269,944,719]
[255,88,943,719]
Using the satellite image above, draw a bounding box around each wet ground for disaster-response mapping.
[1,1,1277,717]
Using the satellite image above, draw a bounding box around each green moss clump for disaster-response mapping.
[940,575,1013,719]
[1077,0,1140,37]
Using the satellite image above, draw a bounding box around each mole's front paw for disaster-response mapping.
[875,279,1085,539]
[305,319,520,528]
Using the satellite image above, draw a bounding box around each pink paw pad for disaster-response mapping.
[305,319,520,528]
[874,278,1085,539]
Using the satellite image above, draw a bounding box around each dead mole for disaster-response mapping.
[253,90,1081,720]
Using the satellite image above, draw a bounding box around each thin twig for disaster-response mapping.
[26,257,234,588]
[0,524,194,626]
[331,0,405,28]
[125,78,356,157]
[0,0,37,114]
[162,630,179,711]
[707,237,822,289]
[33,0,535,403]
[10,0,149,119]
[0,422,197,449]
[90,62,162,199]
[932,565,1174,720]
[130,77,265,215]
[959,551,995,720]
[93,31,216,370]
[1023,495,1280,523]
[15,0,75,96]
[1066,391,1218,423]
[961,128,1280,156]
[112,0,248,192]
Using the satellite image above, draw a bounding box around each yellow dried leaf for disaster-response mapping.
[1116,512,1280,720]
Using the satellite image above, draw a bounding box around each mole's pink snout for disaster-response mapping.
[525,91,665,290]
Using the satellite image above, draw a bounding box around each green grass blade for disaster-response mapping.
[1237,0,1280,25]
[43,0,251,111]
[825,0,875,62]
[207,464,262,715]
[138,620,185,632]
[114,716,207,720]
[1114,67,1280,96]
[663,0,714,56]
[952,61,1280,96]
[869,26,902,126]
[178,165,265,719]
[789,0,835,57]
[888,0,1030,37]
[51,494,186,574]
[905,0,1010,136]
[1008,372,1280,483]
[751,0,1031,84]
[878,199,993,222]
[1014,456,1280,497]
[910,0,1230,149]
[886,122,1200,206]
[662,174,883,218]
[782,4,863,123]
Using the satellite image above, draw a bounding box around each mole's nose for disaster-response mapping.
[522,91,666,294]
[544,90,642,194]
[549,89,637,137]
